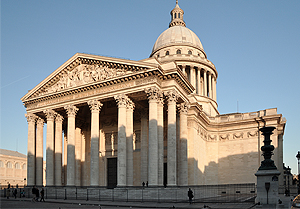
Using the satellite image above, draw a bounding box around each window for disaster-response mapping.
[178,13,180,18]
[157,54,160,58]
[165,51,169,56]
[188,50,192,55]
[7,161,12,168]
[0,161,3,167]
[174,13,177,18]
[176,49,181,54]
[15,163,20,169]
[22,164,26,170]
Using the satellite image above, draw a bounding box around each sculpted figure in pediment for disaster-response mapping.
[44,63,131,95]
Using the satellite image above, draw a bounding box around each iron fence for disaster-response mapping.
[1,183,256,203]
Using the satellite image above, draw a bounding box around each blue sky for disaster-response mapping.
[1,0,300,174]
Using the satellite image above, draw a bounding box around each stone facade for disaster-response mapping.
[21,2,286,188]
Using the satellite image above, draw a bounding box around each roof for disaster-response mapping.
[0,149,27,158]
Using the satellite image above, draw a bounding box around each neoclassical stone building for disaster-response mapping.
[21,2,286,188]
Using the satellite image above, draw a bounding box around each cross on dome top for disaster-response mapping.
[169,0,186,27]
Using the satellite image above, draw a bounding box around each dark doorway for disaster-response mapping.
[164,162,167,187]
[107,158,117,189]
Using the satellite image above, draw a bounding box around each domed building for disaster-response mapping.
[21,1,285,191]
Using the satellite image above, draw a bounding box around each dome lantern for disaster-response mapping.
[169,0,186,27]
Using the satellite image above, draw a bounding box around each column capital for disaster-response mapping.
[36,117,45,126]
[126,99,135,110]
[44,109,57,121]
[145,87,161,101]
[55,114,64,123]
[114,94,128,108]
[165,90,178,104]
[177,102,190,114]
[25,113,38,123]
[64,105,79,117]
[88,100,103,112]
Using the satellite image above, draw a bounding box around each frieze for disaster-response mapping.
[208,134,217,141]
[233,132,244,139]
[247,131,258,138]
[220,134,230,141]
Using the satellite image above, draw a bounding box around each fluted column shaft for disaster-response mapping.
[44,109,56,186]
[64,105,79,186]
[115,94,128,187]
[36,118,44,187]
[88,100,103,186]
[157,93,164,186]
[190,65,196,90]
[178,103,189,186]
[140,111,148,183]
[197,68,201,95]
[203,70,207,96]
[145,87,160,186]
[166,90,178,186]
[126,99,134,186]
[55,114,63,186]
[208,73,212,98]
[26,113,37,186]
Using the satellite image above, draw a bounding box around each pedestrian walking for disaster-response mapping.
[188,188,194,204]
[6,186,10,199]
[35,187,40,201]
[31,186,36,202]
[40,188,45,202]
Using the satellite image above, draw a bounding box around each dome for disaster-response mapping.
[151,26,204,55]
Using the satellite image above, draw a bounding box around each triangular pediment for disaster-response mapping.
[21,53,159,102]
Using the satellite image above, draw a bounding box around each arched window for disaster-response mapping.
[188,50,192,55]
[174,13,177,18]
[15,163,20,169]
[178,13,180,18]
[7,161,12,168]
[22,164,26,170]
[176,49,181,54]
[0,161,3,167]
[165,51,169,56]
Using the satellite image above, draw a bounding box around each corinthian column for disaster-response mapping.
[197,68,201,95]
[178,103,189,186]
[44,109,56,186]
[64,105,79,186]
[115,94,128,187]
[145,87,160,186]
[140,111,148,184]
[55,114,64,186]
[26,113,37,186]
[126,99,135,186]
[190,65,196,90]
[166,90,178,186]
[208,73,212,98]
[88,100,103,186]
[36,118,44,187]
[157,92,164,186]
[203,70,207,96]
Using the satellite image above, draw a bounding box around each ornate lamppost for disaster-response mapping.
[296,151,300,194]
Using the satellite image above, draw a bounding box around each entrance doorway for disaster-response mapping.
[107,158,117,188]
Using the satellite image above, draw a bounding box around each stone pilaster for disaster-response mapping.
[88,100,103,186]
[165,90,178,186]
[140,111,148,184]
[115,94,128,187]
[178,103,189,186]
[55,114,64,186]
[157,92,164,186]
[126,99,135,186]
[64,105,79,186]
[44,109,56,186]
[26,113,38,186]
[145,87,160,186]
[36,117,44,187]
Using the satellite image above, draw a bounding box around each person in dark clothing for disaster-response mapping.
[188,188,194,204]
[40,188,45,202]
[32,186,36,202]
[35,187,39,201]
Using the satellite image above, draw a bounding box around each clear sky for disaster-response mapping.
[1,0,300,174]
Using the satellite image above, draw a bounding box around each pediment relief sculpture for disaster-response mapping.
[44,64,136,95]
